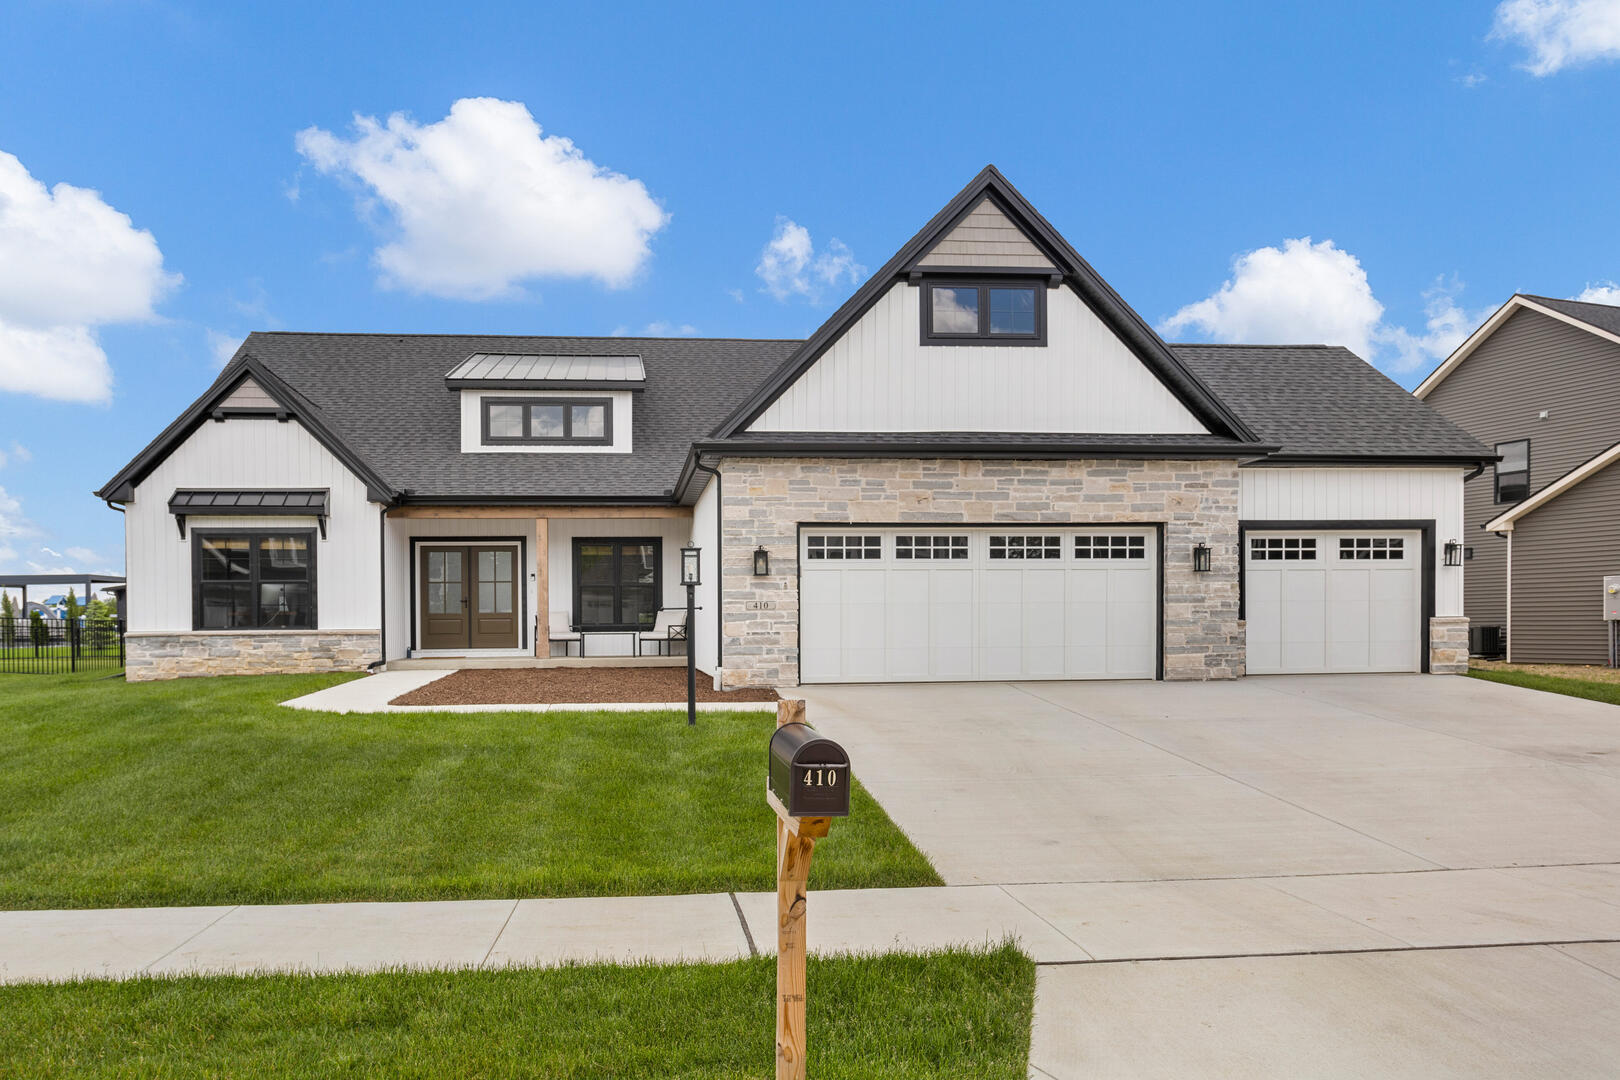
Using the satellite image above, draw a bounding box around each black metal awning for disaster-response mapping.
[168,489,330,539]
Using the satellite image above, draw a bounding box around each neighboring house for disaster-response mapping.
[99,166,1488,684]
[1416,294,1620,664]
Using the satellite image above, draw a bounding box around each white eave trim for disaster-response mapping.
[1482,438,1620,532]
[1415,295,1620,399]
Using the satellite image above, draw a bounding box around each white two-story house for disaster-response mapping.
[100,166,1489,684]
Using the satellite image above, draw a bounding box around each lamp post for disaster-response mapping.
[681,545,701,726]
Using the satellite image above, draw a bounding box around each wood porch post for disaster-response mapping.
[534,517,549,657]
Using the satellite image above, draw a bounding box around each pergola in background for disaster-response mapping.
[0,574,127,620]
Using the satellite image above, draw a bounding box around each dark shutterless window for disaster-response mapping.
[193,530,317,630]
[921,280,1046,344]
[481,397,613,446]
[1494,440,1529,503]
[573,537,661,631]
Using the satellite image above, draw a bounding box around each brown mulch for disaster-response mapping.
[1470,659,1620,685]
[390,666,780,706]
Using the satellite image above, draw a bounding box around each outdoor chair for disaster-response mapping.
[549,611,582,657]
[637,609,688,656]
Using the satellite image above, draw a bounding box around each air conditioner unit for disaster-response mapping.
[1469,625,1505,659]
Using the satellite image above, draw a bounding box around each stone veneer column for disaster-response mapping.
[713,457,1244,688]
[1427,616,1470,675]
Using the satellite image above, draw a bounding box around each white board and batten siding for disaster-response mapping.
[1238,467,1466,617]
[747,283,1209,435]
[124,418,383,633]
[690,477,721,679]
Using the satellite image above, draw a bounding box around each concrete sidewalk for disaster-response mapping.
[280,670,777,714]
[5,863,1619,984]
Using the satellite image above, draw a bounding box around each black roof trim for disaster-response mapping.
[1253,453,1499,467]
[710,165,1260,444]
[96,354,397,505]
[692,434,1278,459]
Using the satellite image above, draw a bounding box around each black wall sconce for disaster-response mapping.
[753,545,770,576]
[1192,543,1212,573]
[1444,540,1463,567]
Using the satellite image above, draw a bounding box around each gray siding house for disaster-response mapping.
[100,166,1489,684]
[1417,295,1620,664]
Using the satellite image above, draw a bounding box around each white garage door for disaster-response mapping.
[799,527,1158,683]
[1244,530,1421,675]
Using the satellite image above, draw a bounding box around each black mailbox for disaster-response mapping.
[768,723,851,818]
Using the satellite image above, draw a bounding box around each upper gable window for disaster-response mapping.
[1494,440,1529,503]
[921,281,1045,345]
[482,397,612,446]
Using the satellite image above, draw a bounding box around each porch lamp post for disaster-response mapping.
[681,545,701,726]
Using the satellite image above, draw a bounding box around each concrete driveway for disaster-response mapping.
[797,674,1620,1079]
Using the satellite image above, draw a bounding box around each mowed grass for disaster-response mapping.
[0,945,1035,1079]
[1468,666,1620,707]
[0,673,941,909]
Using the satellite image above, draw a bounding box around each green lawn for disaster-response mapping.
[0,673,941,909]
[0,944,1034,1079]
[1468,666,1620,706]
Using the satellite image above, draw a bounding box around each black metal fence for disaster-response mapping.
[0,614,125,674]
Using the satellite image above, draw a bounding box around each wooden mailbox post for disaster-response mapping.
[767,699,850,1080]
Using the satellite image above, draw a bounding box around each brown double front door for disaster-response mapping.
[419,545,519,650]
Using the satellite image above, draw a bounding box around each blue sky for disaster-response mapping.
[2,0,1618,579]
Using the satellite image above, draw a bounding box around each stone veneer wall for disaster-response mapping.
[125,631,381,681]
[1428,615,1470,675]
[715,457,1244,688]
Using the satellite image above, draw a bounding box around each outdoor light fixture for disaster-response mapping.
[1192,543,1212,573]
[753,545,770,576]
[680,545,701,587]
[1444,540,1463,567]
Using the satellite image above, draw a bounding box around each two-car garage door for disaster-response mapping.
[1243,530,1422,675]
[800,527,1158,683]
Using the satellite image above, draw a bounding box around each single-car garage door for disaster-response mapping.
[799,527,1158,683]
[1244,529,1422,674]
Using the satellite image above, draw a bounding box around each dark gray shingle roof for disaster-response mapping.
[1521,294,1620,338]
[212,334,1487,504]
[243,332,799,500]
[1170,344,1491,461]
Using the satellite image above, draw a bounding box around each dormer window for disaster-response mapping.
[921,280,1045,345]
[482,397,613,446]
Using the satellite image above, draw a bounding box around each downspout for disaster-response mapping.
[371,506,388,670]
[1503,529,1512,663]
[689,457,723,672]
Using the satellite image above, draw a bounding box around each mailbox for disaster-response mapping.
[768,723,851,818]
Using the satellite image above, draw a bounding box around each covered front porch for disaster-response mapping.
[381,505,696,664]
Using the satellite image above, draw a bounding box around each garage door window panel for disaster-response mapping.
[1250,537,1317,561]
[895,535,969,560]
[989,535,1062,560]
[1076,535,1147,560]
[806,535,882,561]
[1339,537,1404,561]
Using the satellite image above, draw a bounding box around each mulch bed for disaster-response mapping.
[390,667,780,706]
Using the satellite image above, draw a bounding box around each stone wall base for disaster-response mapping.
[125,631,381,681]
[1428,616,1470,675]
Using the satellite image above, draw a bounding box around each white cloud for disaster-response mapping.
[1160,239,1487,374]
[642,321,698,337]
[0,151,179,404]
[296,98,670,300]
[1491,0,1620,75]
[0,486,37,566]
[65,546,99,565]
[1574,281,1620,304]
[207,330,243,368]
[9,442,29,464]
[755,217,865,303]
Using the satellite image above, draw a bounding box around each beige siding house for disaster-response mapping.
[100,166,1488,683]
[1417,294,1620,664]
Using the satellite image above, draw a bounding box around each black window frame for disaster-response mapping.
[1494,439,1530,504]
[481,396,613,447]
[571,536,662,632]
[919,279,1047,346]
[191,527,319,631]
